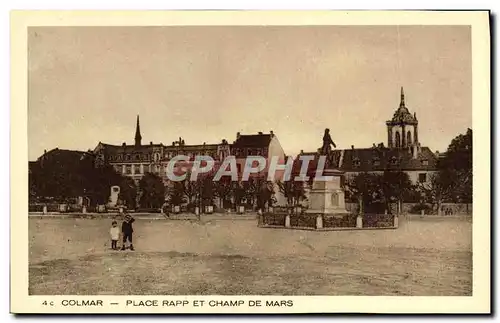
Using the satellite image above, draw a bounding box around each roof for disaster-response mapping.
[296,146,438,174]
[32,148,93,172]
[387,87,418,125]
[340,146,438,172]
[98,142,222,155]
[163,144,219,152]
[233,134,273,148]
[36,148,88,162]
[389,106,417,124]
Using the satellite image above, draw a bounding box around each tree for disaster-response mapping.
[82,164,123,205]
[118,176,138,209]
[213,176,233,209]
[167,181,186,207]
[439,128,472,203]
[232,181,245,207]
[242,177,261,208]
[256,180,275,211]
[345,173,384,214]
[381,171,413,214]
[181,171,201,207]
[200,174,216,208]
[138,173,165,209]
[276,180,306,207]
[417,171,454,214]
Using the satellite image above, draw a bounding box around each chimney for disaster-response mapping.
[172,142,175,146]
[300,149,304,154]
[203,142,206,146]
[351,145,354,150]
[270,130,274,137]
[372,143,376,148]
[43,149,47,155]
[236,132,241,139]
[258,131,263,135]
[150,141,153,145]
[122,142,126,146]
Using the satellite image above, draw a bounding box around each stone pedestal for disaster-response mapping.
[356,216,363,228]
[109,186,120,207]
[306,169,349,216]
[285,215,291,228]
[394,215,399,228]
[42,206,47,214]
[316,215,323,229]
[59,204,67,212]
[82,206,87,214]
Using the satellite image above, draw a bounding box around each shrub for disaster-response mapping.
[409,203,433,215]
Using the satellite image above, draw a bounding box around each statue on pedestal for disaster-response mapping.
[319,128,337,168]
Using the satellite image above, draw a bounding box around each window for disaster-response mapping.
[117,155,122,161]
[134,165,140,174]
[395,132,401,148]
[372,158,380,166]
[390,157,399,165]
[126,165,132,174]
[421,159,429,166]
[353,158,361,168]
[418,173,427,183]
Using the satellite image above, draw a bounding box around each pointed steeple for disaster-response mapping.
[400,86,405,107]
[134,115,142,146]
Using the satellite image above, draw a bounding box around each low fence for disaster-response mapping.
[345,202,472,216]
[262,213,286,226]
[259,212,397,231]
[323,214,357,228]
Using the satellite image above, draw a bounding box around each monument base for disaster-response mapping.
[306,168,349,217]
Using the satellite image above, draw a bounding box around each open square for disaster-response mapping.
[29,215,472,296]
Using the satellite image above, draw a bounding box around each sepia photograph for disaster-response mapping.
[11,10,490,314]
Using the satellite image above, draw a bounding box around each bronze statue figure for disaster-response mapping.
[320,128,337,167]
[321,128,336,155]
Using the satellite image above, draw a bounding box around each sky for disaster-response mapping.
[28,26,471,161]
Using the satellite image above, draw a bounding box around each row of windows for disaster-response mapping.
[352,158,429,168]
[109,150,225,163]
[232,148,266,157]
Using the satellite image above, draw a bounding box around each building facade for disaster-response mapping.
[92,116,286,187]
[298,87,439,185]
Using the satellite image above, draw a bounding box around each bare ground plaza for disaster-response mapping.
[29,214,472,296]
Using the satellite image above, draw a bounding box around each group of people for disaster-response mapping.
[109,213,135,251]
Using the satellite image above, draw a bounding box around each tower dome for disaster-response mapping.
[386,87,419,149]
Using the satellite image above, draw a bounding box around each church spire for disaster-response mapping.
[134,115,142,146]
[400,86,405,107]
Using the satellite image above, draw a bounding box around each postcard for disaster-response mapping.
[11,10,490,314]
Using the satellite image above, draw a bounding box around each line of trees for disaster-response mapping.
[417,128,472,213]
[345,128,473,214]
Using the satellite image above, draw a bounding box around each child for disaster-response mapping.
[121,214,135,251]
[109,221,120,250]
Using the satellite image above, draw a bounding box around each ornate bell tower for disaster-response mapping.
[386,87,419,150]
